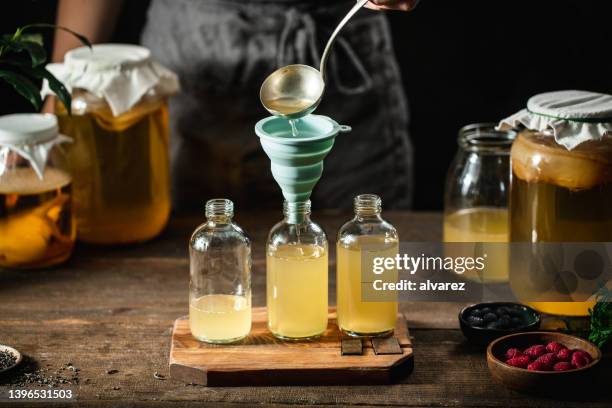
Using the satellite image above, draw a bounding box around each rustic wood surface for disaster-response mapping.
[0,211,610,407]
[169,308,412,386]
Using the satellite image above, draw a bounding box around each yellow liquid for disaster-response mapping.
[337,236,398,336]
[264,97,312,116]
[189,294,251,343]
[0,168,75,268]
[443,208,509,283]
[267,243,328,339]
[56,97,170,244]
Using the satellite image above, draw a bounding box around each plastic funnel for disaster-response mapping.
[255,114,351,208]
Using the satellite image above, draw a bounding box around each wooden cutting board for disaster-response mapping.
[169,307,413,386]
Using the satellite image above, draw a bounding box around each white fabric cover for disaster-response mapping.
[42,44,180,117]
[498,90,612,150]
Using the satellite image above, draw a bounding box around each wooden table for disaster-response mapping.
[0,211,610,407]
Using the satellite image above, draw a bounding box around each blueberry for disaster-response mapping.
[481,307,493,314]
[467,315,485,327]
[510,316,524,327]
[487,321,500,329]
[508,307,523,317]
[497,315,512,329]
[483,312,498,323]
[470,309,483,318]
[496,306,510,316]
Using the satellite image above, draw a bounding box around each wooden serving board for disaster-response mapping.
[169,307,413,386]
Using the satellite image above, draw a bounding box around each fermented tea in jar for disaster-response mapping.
[336,194,398,337]
[0,114,75,268]
[499,90,612,316]
[267,200,328,340]
[444,124,515,283]
[42,44,179,244]
[189,199,252,343]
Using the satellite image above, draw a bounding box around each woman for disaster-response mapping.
[51,0,418,210]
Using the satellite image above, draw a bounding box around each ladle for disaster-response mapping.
[260,0,369,120]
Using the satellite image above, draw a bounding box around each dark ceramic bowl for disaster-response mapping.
[459,302,541,345]
[487,331,602,396]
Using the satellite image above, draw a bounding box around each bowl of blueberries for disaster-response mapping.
[459,302,541,345]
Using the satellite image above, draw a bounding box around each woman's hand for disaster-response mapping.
[366,0,420,11]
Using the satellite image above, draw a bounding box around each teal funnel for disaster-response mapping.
[255,114,351,208]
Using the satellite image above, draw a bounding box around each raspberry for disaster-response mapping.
[506,355,531,368]
[571,350,592,368]
[553,362,575,371]
[534,352,557,369]
[524,344,546,359]
[505,348,523,360]
[528,361,550,371]
[556,348,572,362]
[546,341,566,354]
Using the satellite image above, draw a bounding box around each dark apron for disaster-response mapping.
[141,0,413,210]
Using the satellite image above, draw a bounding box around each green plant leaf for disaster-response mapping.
[20,24,92,49]
[0,69,42,109]
[32,66,72,113]
[0,38,47,67]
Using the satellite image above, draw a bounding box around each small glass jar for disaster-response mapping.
[267,200,328,340]
[0,114,75,269]
[443,123,515,283]
[49,44,177,244]
[336,194,398,337]
[189,199,252,343]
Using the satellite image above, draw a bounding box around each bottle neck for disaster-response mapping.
[283,200,311,225]
[354,194,382,220]
[205,198,234,223]
[458,123,515,155]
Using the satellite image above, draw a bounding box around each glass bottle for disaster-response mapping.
[267,200,328,340]
[49,44,177,244]
[189,199,252,343]
[0,113,75,269]
[443,123,515,283]
[336,194,398,337]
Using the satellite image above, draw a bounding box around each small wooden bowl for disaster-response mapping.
[0,344,22,374]
[487,332,602,396]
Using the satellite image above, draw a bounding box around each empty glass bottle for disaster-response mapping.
[267,200,328,340]
[189,199,251,343]
[336,194,398,337]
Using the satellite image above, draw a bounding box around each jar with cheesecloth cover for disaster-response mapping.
[0,114,75,268]
[499,90,612,317]
[43,44,179,244]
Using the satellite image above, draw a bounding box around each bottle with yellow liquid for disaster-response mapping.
[444,123,515,283]
[267,200,328,340]
[0,114,75,269]
[337,194,398,337]
[45,44,179,244]
[189,199,252,343]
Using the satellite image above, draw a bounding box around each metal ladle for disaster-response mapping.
[260,0,369,120]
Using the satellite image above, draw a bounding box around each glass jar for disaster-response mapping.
[47,44,178,244]
[336,194,398,337]
[443,123,515,283]
[510,131,612,316]
[267,200,328,340]
[504,90,612,317]
[0,114,75,268]
[189,199,252,343]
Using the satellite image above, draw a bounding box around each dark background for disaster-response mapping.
[1,0,611,210]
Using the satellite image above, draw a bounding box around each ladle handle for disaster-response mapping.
[319,0,369,83]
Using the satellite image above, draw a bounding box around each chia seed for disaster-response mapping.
[0,350,17,371]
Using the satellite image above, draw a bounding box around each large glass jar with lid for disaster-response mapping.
[0,114,75,268]
[43,44,179,244]
[266,200,328,340]
[500,90,612,316]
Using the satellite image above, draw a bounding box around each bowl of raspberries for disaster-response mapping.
[459,302,541,345]
[487,332,602,395]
